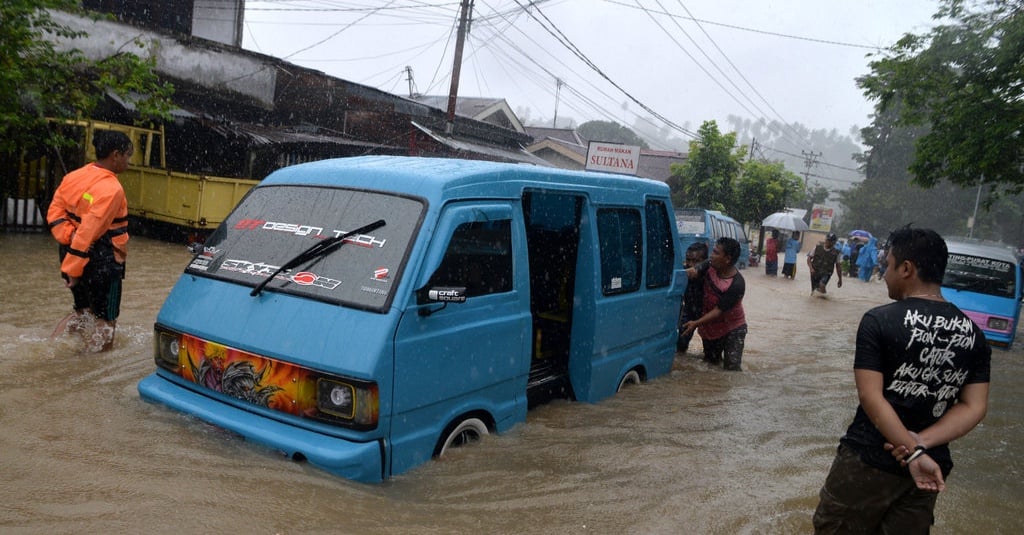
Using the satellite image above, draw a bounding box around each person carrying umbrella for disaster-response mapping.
[783,231,801,279]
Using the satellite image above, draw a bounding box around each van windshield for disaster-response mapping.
[187,185,424,311]
[675,210,706,234]
[943,253,1017,299]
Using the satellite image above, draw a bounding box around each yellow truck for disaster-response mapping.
[20,119,257,241]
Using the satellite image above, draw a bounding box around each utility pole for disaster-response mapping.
[552,78,562,128]
[968,181,983,238]
[801,150,821,189]
[405,66,417,98]
[446,0,474,134]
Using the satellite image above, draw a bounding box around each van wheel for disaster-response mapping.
[617,369,642,392]
[436,417,489,457]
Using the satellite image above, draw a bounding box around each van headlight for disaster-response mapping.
[987,317,1009,331]
[316,378,379,429]
[154,328,183,372]
[319,380,354,417]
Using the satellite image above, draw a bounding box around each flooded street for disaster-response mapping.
[2,232,1021,534]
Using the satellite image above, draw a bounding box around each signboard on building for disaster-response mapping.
[585,141,640,175]
[809,204,835,232]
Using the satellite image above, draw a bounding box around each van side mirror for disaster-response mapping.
[417,286,467,316]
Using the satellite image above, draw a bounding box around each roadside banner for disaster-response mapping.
[809,204,834,232]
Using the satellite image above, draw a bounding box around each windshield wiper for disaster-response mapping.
[250,219,386,297]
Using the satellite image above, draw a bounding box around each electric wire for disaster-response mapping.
[670,1,814,149]
[471,2,685,149]
[215,1,865,173]
[279,1,400,60]
[511,0,698,139]
[601,0,890,50]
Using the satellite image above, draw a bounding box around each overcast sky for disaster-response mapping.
[240,0,939,147]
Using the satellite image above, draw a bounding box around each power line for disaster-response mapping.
[630,0,810,150]
[245,3,459,13]
[511,0,698,139]
[234,1,868,171]
[668,0,814,149]
[469,3,688,147]
[600,0,889,50]
[634,1,763,123]
[766,146,861,172]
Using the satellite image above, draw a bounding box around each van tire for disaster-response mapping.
[435,417,489,457]
[617,369,642,392]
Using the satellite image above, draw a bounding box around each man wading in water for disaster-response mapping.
[807,232,843,296]
[47,130,133,352]
[681,237,747,371]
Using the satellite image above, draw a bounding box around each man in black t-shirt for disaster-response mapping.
[813,228,991,533]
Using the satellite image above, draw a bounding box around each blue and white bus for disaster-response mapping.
[674,208,751,268]
[941,240,1023,349]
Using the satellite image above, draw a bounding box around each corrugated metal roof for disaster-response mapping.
[412,121,551,166]
[223,122,394,149]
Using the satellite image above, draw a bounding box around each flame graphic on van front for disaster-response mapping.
[180,335,319,417]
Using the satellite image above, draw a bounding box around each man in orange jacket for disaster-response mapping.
[47,130,133,352]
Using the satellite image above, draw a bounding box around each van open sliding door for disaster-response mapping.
[523,191,583,407]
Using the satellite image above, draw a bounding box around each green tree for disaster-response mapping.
[841,103,925,234]
[0,1,174,156]
[858,0,1024,194]
[843,101,1024,244]
[667,120,746,210]
[731,160,803,228]
[577,120,649,149]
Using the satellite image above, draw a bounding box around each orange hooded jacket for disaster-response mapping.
[46,163,129,278]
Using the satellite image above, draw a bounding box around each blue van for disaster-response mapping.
[673,208,750,268]
[941,240,1023,349]
[138,156,686,482]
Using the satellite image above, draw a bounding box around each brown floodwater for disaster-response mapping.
[1,232,1021,534]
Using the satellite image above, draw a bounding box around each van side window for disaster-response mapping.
[645,200,674,288]
[598,208,642,295]
[425,219,513,298]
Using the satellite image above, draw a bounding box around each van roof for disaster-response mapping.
[946,239,1020,264]
[674,208,741,224]
[258,156,669,204]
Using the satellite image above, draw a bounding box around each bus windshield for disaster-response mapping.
[943,253,1017,299]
